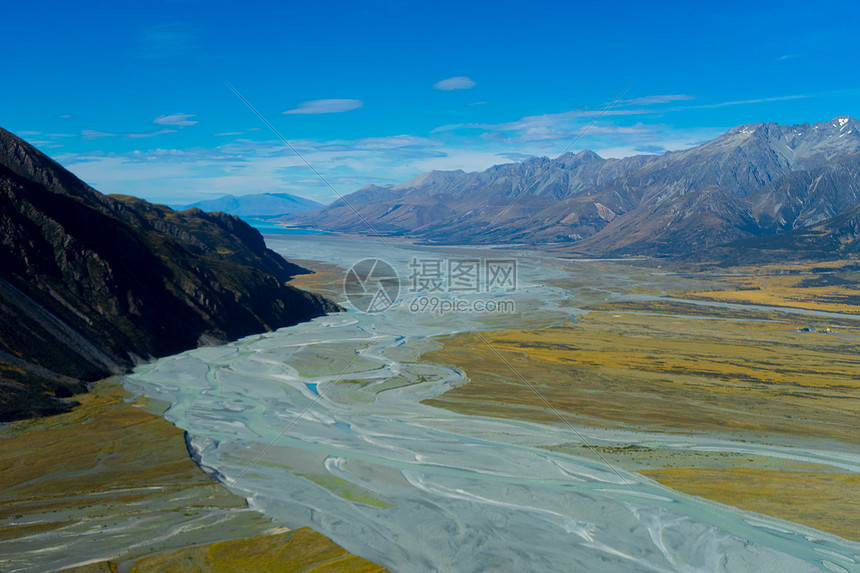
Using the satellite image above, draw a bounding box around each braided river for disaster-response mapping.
[123,234,860,572]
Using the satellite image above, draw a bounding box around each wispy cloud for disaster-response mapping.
[154,113,198,127]
[615,94,693,106]
[58,112,728,206]
[478,121,658,145]
[56,94,756,205]
[56,133,448,204]
[433,76,476,90]
[679,94,811,110]
[128,128,178,139]
[431,107,651,134]
[78,113,195,142]
[477,108,652,133]
[776,54,799,61]
[81,130,118,140]
[283,99,364,115]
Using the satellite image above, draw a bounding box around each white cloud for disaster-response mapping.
[283,99,364,115]
[478,108,651,133]
[55,133,442,204]
[679,94,809,109]
[55,106,727,206]
[81,130,118,139]
[76,114,193,143]
[26,140,64,149]
[431,123,470,133]
[350,134,439,150]
[128,128,178,139]
[615,94,693,106]
[433,76,476,90]
[154,113,198,127]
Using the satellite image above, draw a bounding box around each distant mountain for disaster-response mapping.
[284,116,860,256]
[0,128,339,422]
[284,150,654,241]
[186,192,322,218]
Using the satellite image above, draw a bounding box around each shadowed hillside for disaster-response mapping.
[0,127,340,421]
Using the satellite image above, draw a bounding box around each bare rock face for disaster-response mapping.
[0,127,340,422]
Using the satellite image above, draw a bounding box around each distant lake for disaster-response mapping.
[246,219,329,235]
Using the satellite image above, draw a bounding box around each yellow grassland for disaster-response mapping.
[422,289,860,540]
[287,259,348,302]
[680,260,860,314]
[641,466,860,542]
[128,528,385,573]
[425,313,860,440]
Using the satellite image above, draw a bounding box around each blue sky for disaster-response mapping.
[3,0,858,205]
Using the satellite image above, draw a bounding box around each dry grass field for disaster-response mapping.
[423,261,860,540]
[680,260,860,314]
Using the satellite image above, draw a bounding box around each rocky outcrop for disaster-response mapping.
[0,127,340,422]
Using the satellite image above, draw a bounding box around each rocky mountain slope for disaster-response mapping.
[748,152,860,231]
[285,116,860,256]
[696,202,860,265]
[0,127,339,421]
[571,186,761,256]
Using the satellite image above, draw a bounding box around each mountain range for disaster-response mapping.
[185,192,322,218]
[283,116,860,258]
[0,127,338,422]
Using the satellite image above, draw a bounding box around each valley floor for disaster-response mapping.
[4,236,857,572]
